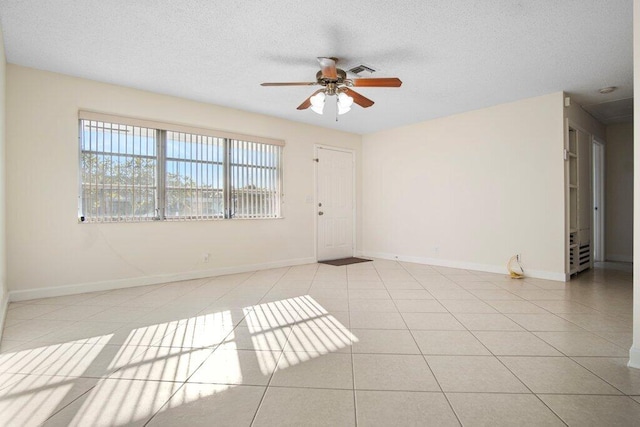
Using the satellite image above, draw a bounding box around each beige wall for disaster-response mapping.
[361,92,566,280]
[6,65,362,298]
[0,26,7,322]
[631,0,640,369]
[605,122,634,262]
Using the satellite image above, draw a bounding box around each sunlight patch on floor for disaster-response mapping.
[0,294,357,426]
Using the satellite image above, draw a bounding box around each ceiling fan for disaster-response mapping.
[260,57,402,115]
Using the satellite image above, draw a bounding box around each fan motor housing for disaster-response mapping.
[316,69,347,86]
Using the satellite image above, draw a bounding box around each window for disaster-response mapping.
[80,121,158,221]
[164,131,225,220]
[79,112,283,222]
[229,139,282,219]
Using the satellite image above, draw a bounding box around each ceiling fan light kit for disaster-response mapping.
[310,91,326,114]
[337,92,354,115]
[261,57,402,116]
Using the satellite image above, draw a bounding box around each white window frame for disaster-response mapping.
[78,111,284,223]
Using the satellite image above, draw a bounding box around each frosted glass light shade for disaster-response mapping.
[310,92,326,115]
[337,92,353,115]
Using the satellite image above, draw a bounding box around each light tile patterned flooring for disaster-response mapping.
[0,259,638,426]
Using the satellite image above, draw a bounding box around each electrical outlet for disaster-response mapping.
[434,247,439,255]
[203,253,210,263]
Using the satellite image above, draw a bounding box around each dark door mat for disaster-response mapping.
[319,257,372,266]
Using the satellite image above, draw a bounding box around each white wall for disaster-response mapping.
[361,92,566,280]
[0,26,7,330]
[630,0,640,370]
[6,65,362,300]
[605,122,634,262]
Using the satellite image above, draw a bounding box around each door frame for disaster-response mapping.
[313,144,357,261]
[592,136,606,262]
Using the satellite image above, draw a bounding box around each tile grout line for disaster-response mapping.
[447,310,573,424]
[140,268,271,426]
[3,277,210,347]
[458,297,574,425]
[125,270,266,380]
[346,264,358,427]
[375,261,464,427]
[41,380,99,425]
[398,261,573,427]
[491,276,634,336]
[248,264,320,427]
[567,356,634,397]
[138,270,265,426]
[1,261,635,425]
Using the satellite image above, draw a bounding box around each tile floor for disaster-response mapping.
[0,260,638,426]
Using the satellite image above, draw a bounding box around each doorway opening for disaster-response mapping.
[592,137,605,262]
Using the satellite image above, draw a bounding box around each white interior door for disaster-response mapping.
[592,138,605,262]
[316,147,354,261]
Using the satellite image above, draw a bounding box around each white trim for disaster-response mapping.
[629,346,640,370]
[565,119,597,275]
[314,144,356,262]
[566,120,595,141]
[564,117,571,275]
[79,110,285,147]
[606,254,634,263]
[313,146,319,261]
[362,251,567,282]
[0,291,8,340]
[8,257,316,302]
[592,136,606,262]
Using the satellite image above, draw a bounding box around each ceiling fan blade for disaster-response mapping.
[317,57,338,79]
[261,82,317,86]
[342,88,374,108]
[297,89,324,110]
[351,77,403,87]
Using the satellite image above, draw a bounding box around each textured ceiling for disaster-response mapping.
[583,98,633,124]
[0,0,633,134]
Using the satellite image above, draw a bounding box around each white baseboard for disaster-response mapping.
[361,251,567,282]
[606,254,633,263]
[629,346,640,370]
[8,257,317,302]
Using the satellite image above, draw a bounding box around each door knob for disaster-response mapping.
[318,211,324,216]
